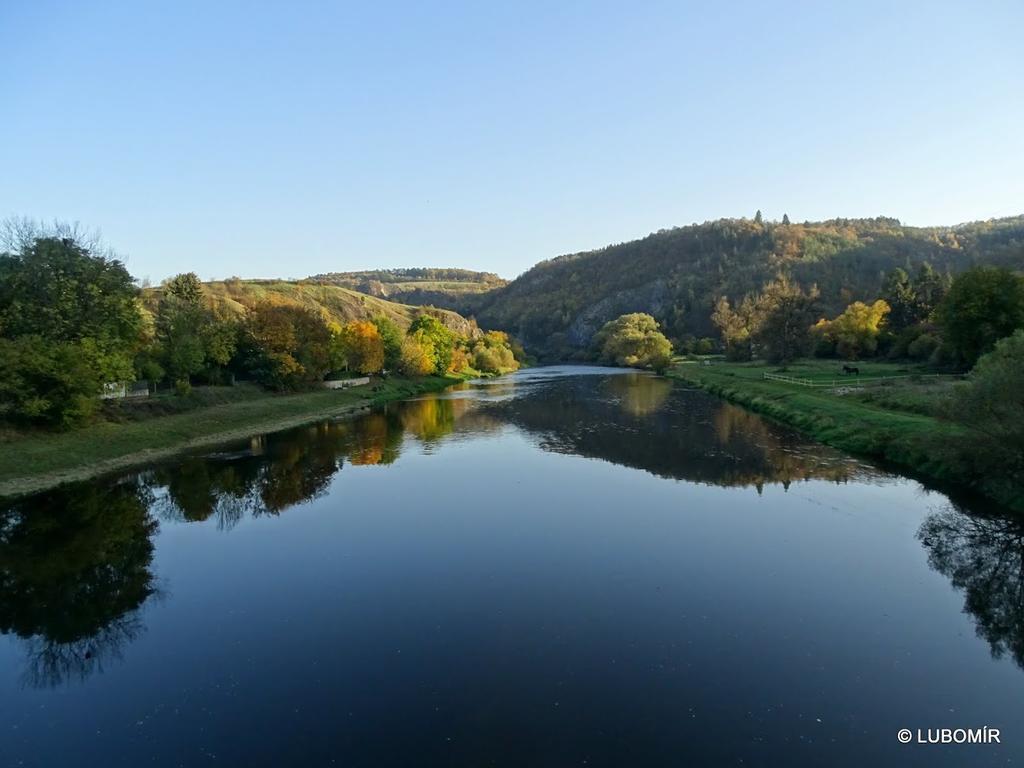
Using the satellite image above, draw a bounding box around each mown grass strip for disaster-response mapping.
[0,375,461,497]
[668,360,1020,511]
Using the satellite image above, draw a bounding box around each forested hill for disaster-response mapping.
[308,268,507,314]
[140,279,478,337]
[470,215,1024,356]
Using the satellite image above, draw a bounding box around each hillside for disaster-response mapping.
[309,268,506,314]
[140,279,478,336]
[471,215,1024,356]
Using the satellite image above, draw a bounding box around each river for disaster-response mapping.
[0,366,1020,766]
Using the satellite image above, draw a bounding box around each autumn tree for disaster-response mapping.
[244,304,332,390]
[595,313,673,372]
[333,320,385,375]
[813,299,891,359]
[749,278,819,364]
[398,335,434,376]
[712,295,756,361]
[471,330,519,374]
[408,315,455,375]
[712,279,818,364]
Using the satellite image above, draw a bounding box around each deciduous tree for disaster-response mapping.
[936,266,1024,368]
[244,304,332,390]
[334,320,385,375]
[812,300,890,360]
[595,313,673,372]
[749,278,819,364]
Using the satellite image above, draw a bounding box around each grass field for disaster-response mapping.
[0,375,462,498]
[668,358,1020,510]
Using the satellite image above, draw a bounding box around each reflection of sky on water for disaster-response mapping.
[1,367,1021,768]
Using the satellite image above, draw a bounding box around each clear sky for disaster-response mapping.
[1,1,1022,282]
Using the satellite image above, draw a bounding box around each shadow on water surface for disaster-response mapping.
[1,366,1022,703]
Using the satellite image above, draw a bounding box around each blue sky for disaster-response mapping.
[1,1,1021,282]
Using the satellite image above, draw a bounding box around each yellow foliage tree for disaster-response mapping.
[398,335,434,376]
[813,299,891,359]
[334,320,385,375]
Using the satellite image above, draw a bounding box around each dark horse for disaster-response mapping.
[842,364,860,375]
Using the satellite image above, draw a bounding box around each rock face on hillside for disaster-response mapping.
[566,279,670,346]
[472,215,1024,356]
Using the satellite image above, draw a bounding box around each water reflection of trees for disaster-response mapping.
[919,505,1024,668]
[152,373,862,531]
[0,481,158,687]
[486,373,872,489]
[399,395,475,444]
[605,373,673,416]
[148,394,504,527]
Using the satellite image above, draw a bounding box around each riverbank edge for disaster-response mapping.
[0,375,464,499]
[667,365,1023,514]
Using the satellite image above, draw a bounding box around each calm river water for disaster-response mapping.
[1,366,1021,767]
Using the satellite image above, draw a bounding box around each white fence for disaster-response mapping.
[762,372,959,388]
[101,382,151,399]
[322,377,371,390]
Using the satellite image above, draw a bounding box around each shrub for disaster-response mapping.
[907,333,939,361]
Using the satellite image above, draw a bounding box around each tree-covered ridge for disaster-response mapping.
[140,278,477,338]
[472,214,1024,356]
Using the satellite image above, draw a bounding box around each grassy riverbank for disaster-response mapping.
[669,359,1021,512]
[0,375,463,498]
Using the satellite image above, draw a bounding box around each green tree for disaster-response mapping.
[155,297,206,387]
[0,337,131,426]
[695,337,715,355]
[164,272,204,304]
[883,268,917,331]
[470,330,520,374]
[595,313,673,372]
[0,235,141,345]
[913,261,951,318]
[372,316,403,371]
[0,233,141,425]
[154,274,237,389]
[948,330,1024,498]
[408,315,456,375]
[936,266,1024,368]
